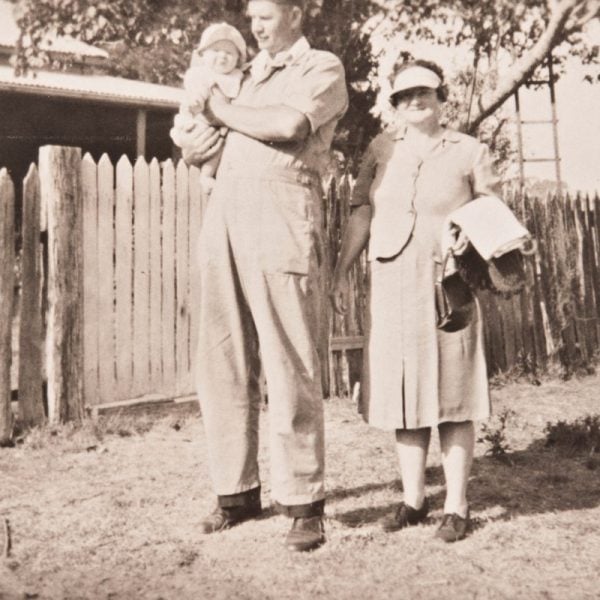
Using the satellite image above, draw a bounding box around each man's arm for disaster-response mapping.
[207,94,310,143]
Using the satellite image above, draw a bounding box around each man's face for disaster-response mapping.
[247,1,298,55]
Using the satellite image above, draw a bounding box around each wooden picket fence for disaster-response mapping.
[483,189,600,376]
[0,146,208,440]
[78,150,208,407]
[1,145,600,439]
[324,180,600,396]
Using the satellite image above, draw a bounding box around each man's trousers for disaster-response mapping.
[195,165,326,513]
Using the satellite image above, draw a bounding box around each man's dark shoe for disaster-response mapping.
[435,510,470,542]
[378,498,429,532]
[199,503,262,534]
[285,516,325,552]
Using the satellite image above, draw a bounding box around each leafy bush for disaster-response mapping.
[544,415,600,458]
[477,408,516,464]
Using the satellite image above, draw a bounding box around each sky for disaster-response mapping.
[519,65,600,194]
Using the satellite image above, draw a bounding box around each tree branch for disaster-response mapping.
[466,0,580,133]
[566,0,600,33]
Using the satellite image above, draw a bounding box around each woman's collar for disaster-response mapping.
[391,125,462,144]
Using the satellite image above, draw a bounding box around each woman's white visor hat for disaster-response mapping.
[390,66,442,99]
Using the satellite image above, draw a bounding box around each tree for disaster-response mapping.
[12,0,600,160]
[12,0,381,162]
[381,0,599,134]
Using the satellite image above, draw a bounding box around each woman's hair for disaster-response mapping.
[389,59,448,106]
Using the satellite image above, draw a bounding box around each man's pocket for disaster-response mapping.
[259,180,315,276]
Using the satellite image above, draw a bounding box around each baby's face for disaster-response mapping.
[200,40,240,74]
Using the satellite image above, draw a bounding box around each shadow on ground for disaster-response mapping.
[331,439,600,529]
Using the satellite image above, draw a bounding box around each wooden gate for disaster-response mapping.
[80,152,208,406]
[2,146,208,430]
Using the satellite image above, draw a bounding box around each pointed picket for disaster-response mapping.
[161,160,176,392]
[148,158,163,389]
[132,157,151,396]
[115,155,134,400]
[188,163,203,386]
[175,160,190,394]
[97,154,116,402]
[81,154,100,406]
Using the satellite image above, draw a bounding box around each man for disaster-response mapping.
[179,0,348,552]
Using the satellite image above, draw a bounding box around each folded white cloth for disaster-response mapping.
[442,195,532,261]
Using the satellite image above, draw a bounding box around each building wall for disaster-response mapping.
[0,91,176,184]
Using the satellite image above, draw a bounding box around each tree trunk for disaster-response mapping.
[467,0,580,133]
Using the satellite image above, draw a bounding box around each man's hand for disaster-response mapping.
[330,271,350,315]
[180,125,224,166]
[204,86,230,127]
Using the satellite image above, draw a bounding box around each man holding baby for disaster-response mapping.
[175,0,348,552]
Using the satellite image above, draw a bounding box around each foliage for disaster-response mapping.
[10,0,600,161]
[544,414,600,461]
[12,0,381,160]
[477,408,516,464]
[382,0,600,133]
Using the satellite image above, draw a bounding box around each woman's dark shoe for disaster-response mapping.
[379,498,429,532]
[285,516,325,552]
[199,503,262,534]
[435,510,470,542]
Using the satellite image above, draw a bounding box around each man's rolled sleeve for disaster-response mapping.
[283,52,348,133]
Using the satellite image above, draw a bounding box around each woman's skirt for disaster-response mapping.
[359,238,490,430]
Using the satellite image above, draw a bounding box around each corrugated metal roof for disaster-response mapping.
[0,65,183,109]
[0,0,108,59]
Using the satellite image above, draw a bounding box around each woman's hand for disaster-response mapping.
[180,124,224,166]
[330,271,350,315]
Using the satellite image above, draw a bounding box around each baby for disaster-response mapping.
[170,22,247,193]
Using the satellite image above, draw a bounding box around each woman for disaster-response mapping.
[331,60,501,542]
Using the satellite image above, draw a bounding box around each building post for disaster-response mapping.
[136,109,147,158]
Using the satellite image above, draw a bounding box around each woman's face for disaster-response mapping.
[395,87,441,125]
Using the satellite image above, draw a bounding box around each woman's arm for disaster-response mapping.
[330,136,379,314]
[330,204,371,315]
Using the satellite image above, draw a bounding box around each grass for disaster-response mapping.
[1,374,600,599]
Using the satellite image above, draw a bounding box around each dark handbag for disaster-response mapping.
[435,250,475,332]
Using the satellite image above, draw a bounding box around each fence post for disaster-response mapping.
[0,169,15,444]
[18,164,46,426]
[39,146,85,423]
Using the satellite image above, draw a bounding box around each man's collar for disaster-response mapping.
[250,36,310,82]
[253,36,310,69]
[277,35,310,64]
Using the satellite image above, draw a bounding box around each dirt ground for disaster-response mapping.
[1,374,600,600]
